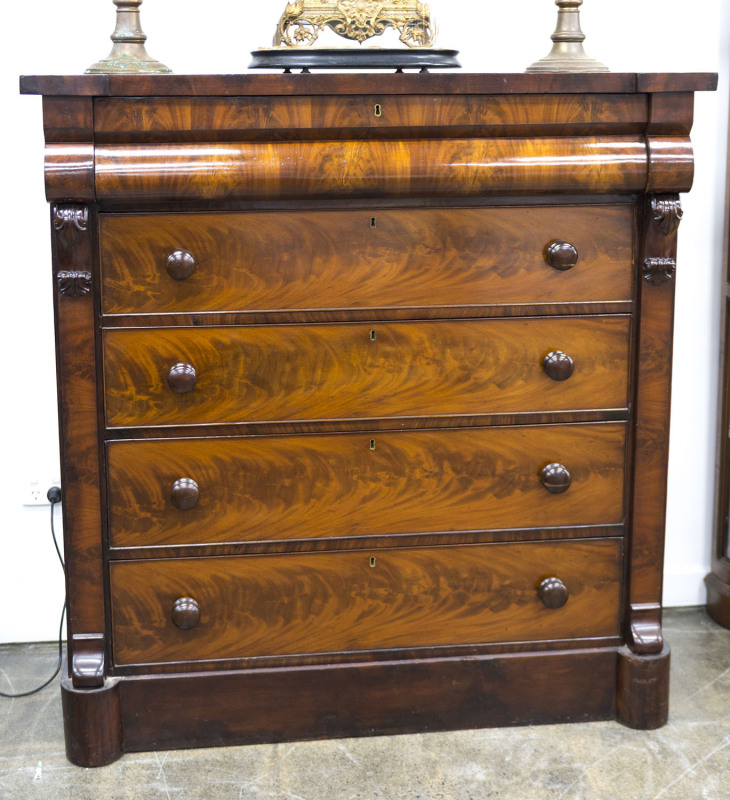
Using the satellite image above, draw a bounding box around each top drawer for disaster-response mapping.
[99,206,634,316]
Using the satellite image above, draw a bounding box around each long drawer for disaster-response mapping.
[107,422,626,547]
[103,316,631,428]
[110,538,623,666]
[99,206,634,315]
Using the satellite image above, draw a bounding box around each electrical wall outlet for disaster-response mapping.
[23,479,62,507]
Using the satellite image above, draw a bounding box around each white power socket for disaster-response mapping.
[23,479,62,507]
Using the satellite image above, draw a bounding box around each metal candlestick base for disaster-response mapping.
[526,0,608,73]
[86,0,171,74]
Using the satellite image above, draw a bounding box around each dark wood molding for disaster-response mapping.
[20,72,719,98]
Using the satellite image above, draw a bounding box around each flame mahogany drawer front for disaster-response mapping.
[92,94,650,141]
[102,315,631,428]
[107,422,627,548]
[99,206,634,315]
[109,538,623,667]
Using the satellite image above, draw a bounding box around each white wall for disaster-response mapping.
[1,1,727,643]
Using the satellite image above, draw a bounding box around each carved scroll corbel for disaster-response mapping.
[629,604,664,655]
[71,633,106,688]
[651,195,683,237]
[53,205,88,232]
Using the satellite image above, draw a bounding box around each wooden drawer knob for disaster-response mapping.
[171,477,200,510]
[166,249,196,280]
[540,463,571,494]
[545,241,579,271]
[168,362,197,393]
[538,577,569,609]
[171,597,200,630]
[543,350,575,381]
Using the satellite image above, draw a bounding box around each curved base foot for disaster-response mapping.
[61,674,123,767]
[705,571,730,629]
[616,643,670,729]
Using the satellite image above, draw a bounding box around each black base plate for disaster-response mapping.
[249,48,461,71]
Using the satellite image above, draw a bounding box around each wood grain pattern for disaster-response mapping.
[102,316,631,428]
[94,138,651,203]
[107,422,627,547]
[110,538,622,665]
[93,94,648,142]
[99,205,634,315]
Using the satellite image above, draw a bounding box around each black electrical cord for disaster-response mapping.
[0,490,67,698]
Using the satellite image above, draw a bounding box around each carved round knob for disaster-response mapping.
[166,249,196,281]
[168,362,197,394]
[171,478,200,510]
[171,597,201,630]
[538,577,569,609]
[545,241,579,271]
[543,350,575,381]
[540,463,572,494]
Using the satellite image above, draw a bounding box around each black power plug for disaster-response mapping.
[47,486,62,504]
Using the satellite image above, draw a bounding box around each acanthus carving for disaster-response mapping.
[58,270,92,297]
[643,258,676,286]
[275,0,435,48]
[651,195,683,237]
[53,205,89,232]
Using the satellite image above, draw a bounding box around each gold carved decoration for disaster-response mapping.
[274,0,435,48]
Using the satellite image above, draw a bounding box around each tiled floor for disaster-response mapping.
[0,608,728,799]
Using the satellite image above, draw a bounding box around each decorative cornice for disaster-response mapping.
[651,195,683,237]
[643,257,676,285]
[53,205,88,232]
[58,270,92,297]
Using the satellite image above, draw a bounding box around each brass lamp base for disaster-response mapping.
[526,0,608,74]
[86,0,170,75]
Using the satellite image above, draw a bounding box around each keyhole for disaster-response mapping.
[369,330,376,342]
[369,556,377,568]
[369,439,376,451]
[374,103,382,117]
[370,217,377,228]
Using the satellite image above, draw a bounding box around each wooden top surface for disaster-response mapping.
[19,72,718,97]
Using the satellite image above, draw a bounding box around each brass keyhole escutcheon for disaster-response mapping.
[369,439,376,451]
[374,103,382,117]
[370,216,377,228]
[369,329,377,342]
[369,556,377,568]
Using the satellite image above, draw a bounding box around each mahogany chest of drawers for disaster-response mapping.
[21,72,716,767]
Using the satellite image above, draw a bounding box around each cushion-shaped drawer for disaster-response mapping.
[99,205,634,315]
[107,422,626,548]
[110,538,623,666]
[102,315,631,428]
